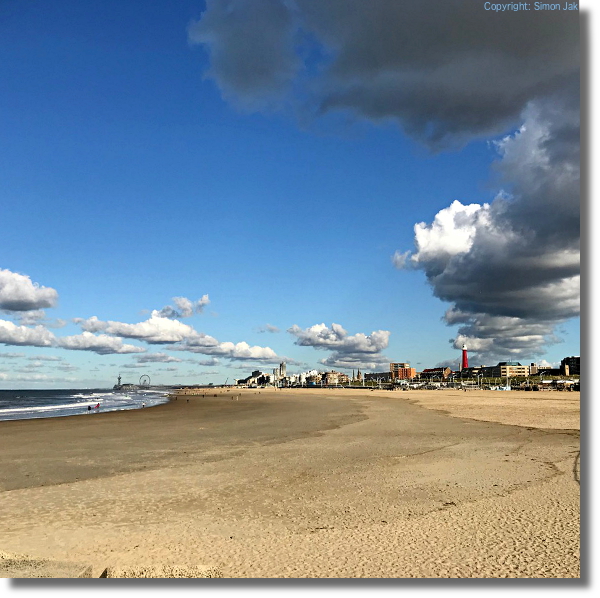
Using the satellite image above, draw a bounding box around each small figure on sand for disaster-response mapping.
[87,405,92,412]
[142,402,146,408]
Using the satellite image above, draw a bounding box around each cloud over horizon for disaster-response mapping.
[288,323,391,370]
[75,312,284,364]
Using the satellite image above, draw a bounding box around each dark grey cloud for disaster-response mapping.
[189,0,299,112]
[190,0,578,147]
[191,0,579,364]
[396,92,579,363]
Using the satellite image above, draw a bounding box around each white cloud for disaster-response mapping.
[73,312,282,364]
[395,200,488,270]
[0,319,56,347]
[288,323,391,370]
[74,316,108,333]
[0,269,59,312]
[288,323,390,354]
[58,332,146,355]
[105,312,197,343]
[229,341,279,361]
[76,312,198,344]
[178,339,280,362]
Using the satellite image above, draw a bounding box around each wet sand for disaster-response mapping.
[0,388,580,578]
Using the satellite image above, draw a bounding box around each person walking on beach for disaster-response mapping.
[95,403,100,410]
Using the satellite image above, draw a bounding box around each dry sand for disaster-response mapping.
[0,387,580,578]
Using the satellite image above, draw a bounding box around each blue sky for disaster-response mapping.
[0,0,581,388]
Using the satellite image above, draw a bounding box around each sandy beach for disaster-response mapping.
[0,387,580,578]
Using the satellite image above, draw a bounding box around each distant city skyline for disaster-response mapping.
[0,1,581,388]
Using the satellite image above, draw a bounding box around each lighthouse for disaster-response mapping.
[461,344,469,371]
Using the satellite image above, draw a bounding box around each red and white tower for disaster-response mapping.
[461,344,469,371]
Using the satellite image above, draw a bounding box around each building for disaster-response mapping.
[480,362,530,378]
[306,372,322,385]
[560,356,580,376]
[390,363,417,380]
[236,370,265,386]
[321,370,349,385]
[298,369,319,385]
[420,367,452,380]
[364,372,392,382]
[535,366,562,377]
[457,366,481,378]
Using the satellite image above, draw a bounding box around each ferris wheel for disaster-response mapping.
[139,375,151,388]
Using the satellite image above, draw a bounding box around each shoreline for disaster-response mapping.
[0,388,580,578]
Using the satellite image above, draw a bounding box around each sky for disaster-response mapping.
[0,0,581,389]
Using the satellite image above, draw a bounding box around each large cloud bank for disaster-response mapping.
[74,310,282,363]
[1,282,280,364]
[189,0,578,147]
[395,96,579,362]
[191,0,579,364]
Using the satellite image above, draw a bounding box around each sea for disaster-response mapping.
[0,388,171,422]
